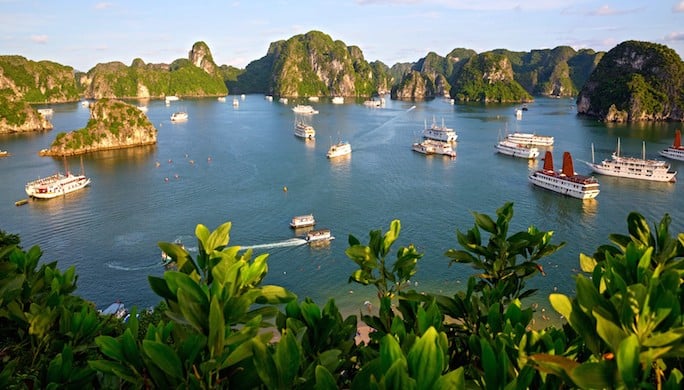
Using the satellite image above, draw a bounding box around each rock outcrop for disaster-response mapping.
[452,52,531,102]
[577,40,684,122]
[0,96,52,133]
[41,99,156,156]
[0,55,81,103]
[230,31,388,97]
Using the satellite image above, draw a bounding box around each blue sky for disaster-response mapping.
[1,0,682,72]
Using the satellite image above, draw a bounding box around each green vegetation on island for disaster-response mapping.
[452,52,532,102]
[577,40,684,122]
[45,99,156,156]
[2,204,684,388]
[0,55,81,103]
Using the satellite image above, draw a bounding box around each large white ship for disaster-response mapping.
[326,141,352,158]
[25,172,91,199]
[505,132,554,147]
[585,139,676,183]
[529,151,600,199]
[292,105,319,115]
[422,117,458,142]
[412,139,456,158]
[294,121,316,139]
[496,139,539,159]
[659,130,684,162]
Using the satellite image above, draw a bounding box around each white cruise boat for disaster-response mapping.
[25,172,91,199]
[217,96,226,102]
[294,121,316,139]
[171,112,188,121]
[505,132,554,147]
[305,229,334,243]
[412,139,456,158]
[659,130,684,162]
[363,98,385,108]
[290,214,316,228]
[327,141,352,158]
[496,139,539,159]
[331,96,344,104]
[422,117,458,142]
[165,95,179,102]
[292,105,319,115]
[529,151,600,199]
[585,139,676,183]
[37,108,54,116]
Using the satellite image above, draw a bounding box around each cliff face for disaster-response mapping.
[42,99,156,156]
[84,42,227,99]
[233,31,388,97]
[0,96,52,133]
[576,40,684,122]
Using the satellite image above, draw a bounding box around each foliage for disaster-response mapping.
[3,205,684,388]
[453,52,532,102]
[0,55,81,103]
[536,212,684,388]
[91,221,296,388]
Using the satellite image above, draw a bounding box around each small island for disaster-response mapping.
[40,99,157,157]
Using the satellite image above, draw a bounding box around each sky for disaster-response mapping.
[1,0,682,72]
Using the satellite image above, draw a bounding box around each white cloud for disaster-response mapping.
[94,2,112,10]
[674,1,684,12]
[592,5,617,15]
[31,34,48,44]
[665,32,684,41]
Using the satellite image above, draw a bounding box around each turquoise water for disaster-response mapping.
[1,96,682,319]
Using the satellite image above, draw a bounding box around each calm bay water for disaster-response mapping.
[1,96,682,318]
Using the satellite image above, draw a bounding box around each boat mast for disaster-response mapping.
[591,143,595,163]
[642,141,646,160]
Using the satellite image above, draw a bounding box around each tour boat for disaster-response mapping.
[265,95,273,102]
[25,171,91,199]
[165,95,179,102]
[515,109,523,120]
[292,105,319,115]
[496,139,539,159]
[505,132,554,147]
[412,139,456,158]
[217,96,226,102]
[529,151,600,199]
[233,98,239,107]
[171,112,188,121]
[331,96,344,104]
[279,97,289,104]
[363,98,385,108]
[0,150,8,157]
[659,130,684,162]
[294,121,316,139]
[422,117,458,142]
[326,141,352,159]
[585,139,676,183]
[305,228,334,243]
[290,214,316,229]
[100,301,128,319]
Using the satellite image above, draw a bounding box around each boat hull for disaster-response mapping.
[585,160,676,183]
[25,175,91,199]
[496,141,539,159]
[659,148,684,162]
[327,143,352,158]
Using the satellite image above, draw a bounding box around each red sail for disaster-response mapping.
[675,129,682,148]
[542,151,554,171]
[562,152,575,177]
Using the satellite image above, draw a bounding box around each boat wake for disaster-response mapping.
[106,262,160,271]
[242,238,308,250]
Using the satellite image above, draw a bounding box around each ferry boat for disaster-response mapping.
[529,151,600,199]
[305,228,334,243]
[326,141,352,158]
[232,98,239,107]
[290,214,316,228]
[0,150,8,157]
[165,95,179,102]
[217,96,226,102]
[292,105,319,115]
[25,172,91,199]
[505,132,554,147]
[294,121,316,139]
[585,139,677,183]
[171,112,188,121]
[422,117,458,142]
[659,130,684,162]
[412,139,456,158]
[331,96,344,104]
[363,98,385,108]
[496,139,539,159]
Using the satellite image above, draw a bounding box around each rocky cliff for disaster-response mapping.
[577,40,684,122]
[83,42,227,99]
[0,55,81,103]
[42,99,156,156]
[0,96,52,133]
[231,31,388,97]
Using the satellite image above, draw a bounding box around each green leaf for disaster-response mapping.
[480,338,499,389]
[473,212,497,234]
[255,285,296,304]
[579,253,597,273]
[315,365,338,390]
[595,309,628,351]
[570,362,613,389]
[380,334,405,374]
[617,334,640,388]
[142,340,183,379]
[381,219,401,257]
[208,295,225,357]
[434,367,465,390]
[206,221,232,251]
[95,336,125,361]
[275,331,300,386]
[408,327,444,390]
